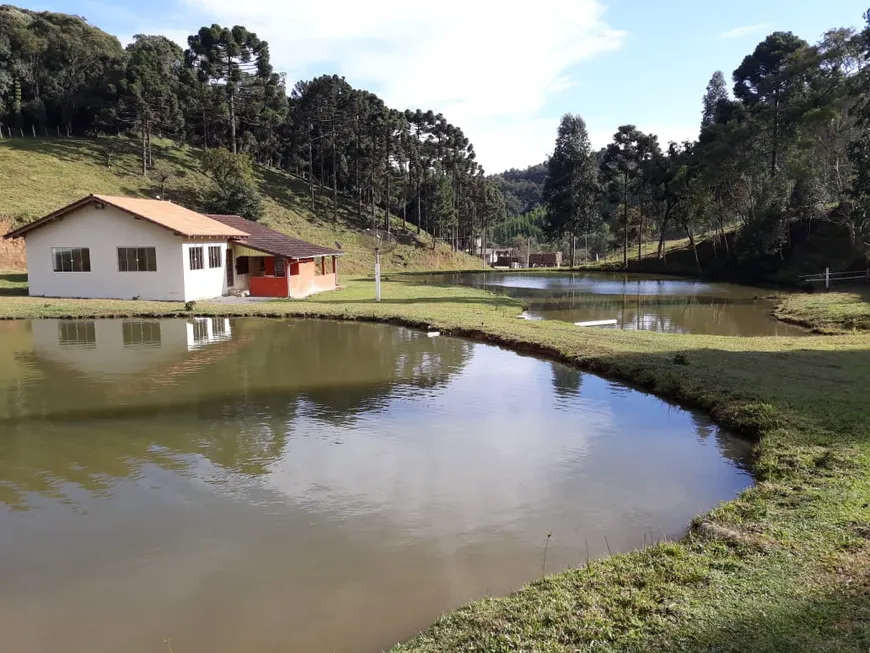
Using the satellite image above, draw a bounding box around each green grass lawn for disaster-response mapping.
[774,287,870,333]
[0,271,26,297]
[1,272,868,651]
[0,137,482,274]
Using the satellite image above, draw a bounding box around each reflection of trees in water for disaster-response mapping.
[550,363,582,401]
[0,319,473,509]
[690,412,754,473]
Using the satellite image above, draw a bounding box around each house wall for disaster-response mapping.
[23,205,230,302]
[288,258,336,298]
[181,241,229,301]
[24,204,189,301]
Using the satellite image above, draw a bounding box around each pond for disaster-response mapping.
[407,271,807,337]
[0,318,753,653]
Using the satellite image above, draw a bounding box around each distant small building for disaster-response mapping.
[528,252,563,268]
[494,249,516,267]
[3,194,344,301]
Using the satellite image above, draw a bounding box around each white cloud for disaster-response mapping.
[720,23,769,40]
[176,0,625,171]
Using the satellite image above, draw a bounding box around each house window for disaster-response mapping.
[58,321,96,348]
[189,246,204,270]
[118,247,157,272]
[274,258,285,277]
[122,321,162,347]
[208,245,222,269]
[52,247,91,272]
[235,256,250,275]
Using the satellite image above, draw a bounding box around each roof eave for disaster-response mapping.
[5,195,249,240]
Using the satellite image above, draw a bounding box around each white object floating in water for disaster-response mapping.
[427,331,440,338]
[574,319,618,327]
[517,312,543,321]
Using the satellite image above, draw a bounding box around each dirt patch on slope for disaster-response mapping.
[0,218,26,270]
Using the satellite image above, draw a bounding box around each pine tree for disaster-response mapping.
[542,114,600,267]
[701,71,729,127]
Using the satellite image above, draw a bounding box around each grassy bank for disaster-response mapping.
[774,288,870,333]
[1,273,868,651]
[0,138,482,273]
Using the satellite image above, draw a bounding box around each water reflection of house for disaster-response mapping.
[186,317,233,350]
[31,317,234,380]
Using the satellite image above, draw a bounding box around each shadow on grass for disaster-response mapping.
[0,272,27,296]
[678,574,870,653]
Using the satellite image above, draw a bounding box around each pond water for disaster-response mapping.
[0,318,753,653]
[408,271,807,337]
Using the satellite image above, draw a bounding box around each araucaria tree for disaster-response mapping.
[185,25,273,155]
[543,114,599,267]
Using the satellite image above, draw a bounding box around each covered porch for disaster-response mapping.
[228,243,339,299]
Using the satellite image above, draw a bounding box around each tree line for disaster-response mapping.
[4,3,869,273]
[540,14,870,271]
[0,5,506,246]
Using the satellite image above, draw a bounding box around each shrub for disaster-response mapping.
[205,177,264,221]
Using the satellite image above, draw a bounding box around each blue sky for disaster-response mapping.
[23,0,870,172]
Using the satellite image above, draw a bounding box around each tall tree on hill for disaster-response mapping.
[542,114,599,267]
[733,31,811,177]
[701,71,729,127]
[186,25,270,155]
[119,35,184,176]
[600,125,648,266]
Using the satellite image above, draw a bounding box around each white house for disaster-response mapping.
[3,194,343,301]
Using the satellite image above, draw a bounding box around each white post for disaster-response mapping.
[825,266,830,289]
[375,248,381,302]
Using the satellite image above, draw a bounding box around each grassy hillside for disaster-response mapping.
[0,137,483,274]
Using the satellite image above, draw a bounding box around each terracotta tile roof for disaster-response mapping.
[207,214,343,259]
[4,195,249,239]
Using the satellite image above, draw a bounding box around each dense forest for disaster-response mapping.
[1,3,869,276]
[541,13,870,272]
[487,164,548,244]
[0,4,506,251]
